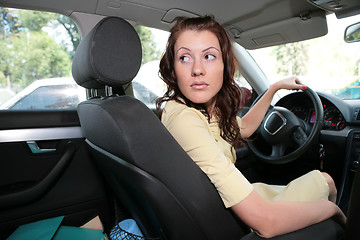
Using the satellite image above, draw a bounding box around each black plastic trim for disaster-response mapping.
[0,142,76,209]
[0,110,80,130]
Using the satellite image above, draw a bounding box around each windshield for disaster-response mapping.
[248,13,360,100]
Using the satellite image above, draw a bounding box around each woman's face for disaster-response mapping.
[174,30,224,113]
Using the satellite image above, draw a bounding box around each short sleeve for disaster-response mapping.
[237,116,242,128]
[162,101,253,208]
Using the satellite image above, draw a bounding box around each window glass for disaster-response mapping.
[248,14,360,100]
[132,27,168,108]
[0,8,84,110]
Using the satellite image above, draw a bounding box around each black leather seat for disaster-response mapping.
[72,16,344,240]
[344,165,360,240]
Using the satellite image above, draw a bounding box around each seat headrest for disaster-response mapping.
[72,17,142,89]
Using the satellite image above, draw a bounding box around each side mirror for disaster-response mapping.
[344,22,360,43]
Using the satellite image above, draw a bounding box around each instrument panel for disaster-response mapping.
[276,93,346,131]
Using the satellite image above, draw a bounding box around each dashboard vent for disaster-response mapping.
[356,111,360,120]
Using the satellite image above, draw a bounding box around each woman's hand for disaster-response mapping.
[240,76,306,139]
[270,76,307,92]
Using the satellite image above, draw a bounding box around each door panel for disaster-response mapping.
[0,140,76,209]
[0,111,113,238]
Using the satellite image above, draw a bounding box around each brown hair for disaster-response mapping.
[157,16,245,147]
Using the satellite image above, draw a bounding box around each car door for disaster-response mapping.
[0,8,112,239]
[0,111,113,237]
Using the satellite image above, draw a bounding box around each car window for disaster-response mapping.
[248,13,360,100]
[0,9,252,111]
[0,8,84,110]
[131,27,168,108]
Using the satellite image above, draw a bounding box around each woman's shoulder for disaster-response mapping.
[162,100,207,125]
[163,99,187,112]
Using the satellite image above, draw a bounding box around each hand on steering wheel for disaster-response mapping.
[247,86,323,164]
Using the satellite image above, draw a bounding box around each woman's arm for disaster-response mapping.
[231,190,346,238]
[240,76,306,138]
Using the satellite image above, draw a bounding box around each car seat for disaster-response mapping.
[72,16,344,240]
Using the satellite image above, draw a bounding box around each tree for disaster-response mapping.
[272,42,309,76]
[18,9,80,57]
[0,8,23,87]
[0,8,22,39]
[355,59,360,76]
[0,7,161,91]
[135,26,161,65]
[10,31,71,87]
[0,39,11,85]
[54,15,80,57]
[0,8,72,89]
[17,9,54,32]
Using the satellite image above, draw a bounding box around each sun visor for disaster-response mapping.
[229,10,327,50]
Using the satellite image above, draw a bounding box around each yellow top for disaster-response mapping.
[161,100,329,208]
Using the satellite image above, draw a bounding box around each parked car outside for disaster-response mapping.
[0,75,160,110]
[0,78,86,110]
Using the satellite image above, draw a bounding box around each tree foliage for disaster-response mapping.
[0,8,22,39]
[135,26,161,65]
[0,7,161,91]
[272,42,309,76]
[54,15,80,56]
[0,8,23,84]
[0,8,73,88]
[10,31,71,87]
[18,9,80,57]
[17,9,54,32]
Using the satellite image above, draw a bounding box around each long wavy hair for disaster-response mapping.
[156,16,245,147]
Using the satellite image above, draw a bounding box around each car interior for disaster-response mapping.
[1,0,360,239]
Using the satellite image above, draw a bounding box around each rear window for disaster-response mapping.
[0,8,84,110]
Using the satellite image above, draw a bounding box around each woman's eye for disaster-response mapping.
[205,54,216,60]
[180,56,190,62]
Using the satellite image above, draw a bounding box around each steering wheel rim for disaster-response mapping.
[247,86,323,164]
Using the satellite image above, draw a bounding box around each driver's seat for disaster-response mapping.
[72,16,344,240]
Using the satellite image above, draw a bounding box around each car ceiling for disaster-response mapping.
[1,0,360,49]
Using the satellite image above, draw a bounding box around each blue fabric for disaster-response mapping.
[7,216,64,240]
[53,226,106,240]
[7,216,106,240]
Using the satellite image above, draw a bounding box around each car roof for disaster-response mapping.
[2,0,360,49]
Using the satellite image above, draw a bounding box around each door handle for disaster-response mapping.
[0,142,76,209]
[27,141,56,153]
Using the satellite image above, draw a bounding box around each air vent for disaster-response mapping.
[356,110,360,120]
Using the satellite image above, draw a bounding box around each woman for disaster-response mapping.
[156,16,346,238]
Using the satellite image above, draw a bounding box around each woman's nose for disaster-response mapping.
[192,59,205,76]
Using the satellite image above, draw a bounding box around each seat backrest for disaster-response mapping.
[72,17,248,240]
[345,165,360,240]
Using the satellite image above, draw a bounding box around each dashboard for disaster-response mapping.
[269,91,360,214]
[275,91,348,131]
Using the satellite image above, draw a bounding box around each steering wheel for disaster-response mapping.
[247,86,323,164]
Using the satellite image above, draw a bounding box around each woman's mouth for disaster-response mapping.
[190,81,209,90]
